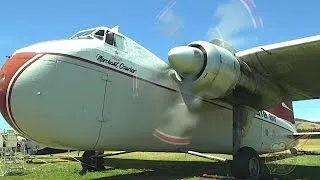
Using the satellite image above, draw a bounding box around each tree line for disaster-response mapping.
[297,128,320,132]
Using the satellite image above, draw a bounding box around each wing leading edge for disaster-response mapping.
[236,35,320,101]
[292,132,320,139]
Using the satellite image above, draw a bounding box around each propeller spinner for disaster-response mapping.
[168,46,204,77]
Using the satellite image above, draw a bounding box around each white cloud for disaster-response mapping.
[206,0,259,48]
[155,0,185,45]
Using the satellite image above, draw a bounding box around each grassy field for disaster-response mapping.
[1,139,320,180]
[296,138,320,152]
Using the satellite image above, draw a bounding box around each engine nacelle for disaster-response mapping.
[187,41,241,99]
[184,41,285,108]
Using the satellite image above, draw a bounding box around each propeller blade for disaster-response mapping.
[156,0,263,49]
[152,70,202,145]
[153,100,200,145]
[206,0,263,49]
[152,0,263,145]
[155,0,185,45]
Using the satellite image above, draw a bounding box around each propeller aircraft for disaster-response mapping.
[0,1,320,178]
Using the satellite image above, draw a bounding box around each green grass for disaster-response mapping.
[1,140,320,180]
[297,138,320,151]
[1,152,231,180]
[263,155,320,180]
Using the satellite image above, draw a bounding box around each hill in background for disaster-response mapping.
[295,118,320,132]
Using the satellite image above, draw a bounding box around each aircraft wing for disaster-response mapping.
[236,35,320,101]
[292,132,320,139]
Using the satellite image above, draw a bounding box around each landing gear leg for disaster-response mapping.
[94,150,106,171]
[79,150,105,175]
[231,105,262,179]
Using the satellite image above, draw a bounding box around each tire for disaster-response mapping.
[290,147,298,155]
[81,150,95,171]
[231,147,262,179]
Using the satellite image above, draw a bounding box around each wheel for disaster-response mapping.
[80,150,105,173]
[231,147,262,179]
[93,150,105,171]
[80,150,95,174]
[290,147,298,155]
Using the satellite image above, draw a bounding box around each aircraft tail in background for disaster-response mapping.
[268,101,295,124]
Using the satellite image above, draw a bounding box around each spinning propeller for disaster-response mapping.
[153,0,263,145]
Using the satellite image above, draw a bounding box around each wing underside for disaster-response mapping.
[236,35,320,101]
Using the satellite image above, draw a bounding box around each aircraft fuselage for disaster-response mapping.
[0,30,298,154]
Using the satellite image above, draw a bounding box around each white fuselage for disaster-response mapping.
[4,36,297,154]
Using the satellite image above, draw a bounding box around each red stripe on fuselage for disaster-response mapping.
[7,54,44,133]
[46,52,179,93]
[153,129,191,145]
[0,52,37,131]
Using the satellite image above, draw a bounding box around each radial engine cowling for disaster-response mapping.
[169,41,241,99]
[169,41,286,108]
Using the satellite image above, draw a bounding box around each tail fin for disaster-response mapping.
[268,101,295,124]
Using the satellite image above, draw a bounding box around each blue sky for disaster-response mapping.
[0,0,319,129]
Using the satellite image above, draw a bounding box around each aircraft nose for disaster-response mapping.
[0,52,39,134]
[0,51,104,149]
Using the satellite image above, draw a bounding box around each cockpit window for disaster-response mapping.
[94,30,105,40]
[106,31,115,46]
[70,30,95,39]
[95,30,105,36]
[114,34,125,51]
[79,30,95,37]
[69,28,126,51]
[71,29,107,41]
[105,30,125,51]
